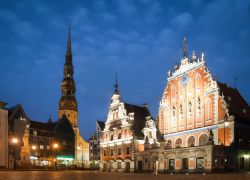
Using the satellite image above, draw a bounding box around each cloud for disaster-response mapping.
[170,12,193,29]
[71,6,89,25]
[14,21,42,40]
[0,9,18,22]
[116,0,137,16]
[101,12,116,21]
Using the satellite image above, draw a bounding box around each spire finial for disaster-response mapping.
[66,21,72,56]
[182,37,187,58]
[114,72,119,94]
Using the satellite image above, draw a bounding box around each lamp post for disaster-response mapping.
[31,145,37,167]
[53,143,59,169]
[11,137,18,170]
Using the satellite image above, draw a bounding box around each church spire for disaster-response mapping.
[66,27,72,55]
[59,28,78,113]
[114,72,119,94]
[182,37,187,58]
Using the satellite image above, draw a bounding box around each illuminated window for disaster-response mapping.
[33,131,37,136]
[40,145,44,149]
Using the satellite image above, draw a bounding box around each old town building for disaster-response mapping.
[0,101,8,168]
[58,27,89,167]
[144,38,250,173]
[99,78,159,172]
[89,120,105,168]
[29,118,57,167]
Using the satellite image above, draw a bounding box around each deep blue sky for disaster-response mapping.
[1,0,250,140]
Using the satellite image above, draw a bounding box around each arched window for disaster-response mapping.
[110,134,114,141]
[199,134,208,146]
[187,136,195,147]
[165,140,172,149]
[205,98,212,120]
[175,138,182,148]
[118,133,121,139]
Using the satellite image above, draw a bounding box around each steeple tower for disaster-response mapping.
[111,73,121,105]
[114,72,119,95]
[58,27,78,128]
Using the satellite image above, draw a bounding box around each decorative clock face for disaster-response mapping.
[181,73,189,86]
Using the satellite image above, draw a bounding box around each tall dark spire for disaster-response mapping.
[59,28,78,111]
[182,37,187,58]
[66,27,72,56]
[114,72,119,94]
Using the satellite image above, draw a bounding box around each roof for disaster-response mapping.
[217,81,250,122]
[97,120,105,131]
[29,120,57,132]
[0,101,7,109]
[124,103,151,139]
[8,104,30,123]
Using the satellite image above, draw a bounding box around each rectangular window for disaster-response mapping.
[33,131,37,136]
[118,162,122,169]
[126,147,130,155]
[46,146,50,150]
[118,148,121,155]
[182,158,188,170]
[110,149,114,156]
[104,150,106,156]
[40,145,44,149]
[196,157,204,169]
[169,159,175,170]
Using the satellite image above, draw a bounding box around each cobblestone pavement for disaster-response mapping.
[0,171,249,180]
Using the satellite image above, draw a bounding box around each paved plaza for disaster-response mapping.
[0,171,249,180]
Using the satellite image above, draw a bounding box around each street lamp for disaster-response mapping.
[31,145,37,167]
[11,137,18,170]
[53,143,59,169]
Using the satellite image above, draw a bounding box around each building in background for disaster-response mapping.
[144,38,250,173]
[29,118,57,167]
[89,120,105,168]
[0,101,8,168]
[58,28,89,167]
[99,78,160,172]
[8,104,30,169]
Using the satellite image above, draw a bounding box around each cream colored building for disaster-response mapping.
[0,101,8,168]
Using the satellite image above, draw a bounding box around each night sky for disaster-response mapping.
[1,0,249,140]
